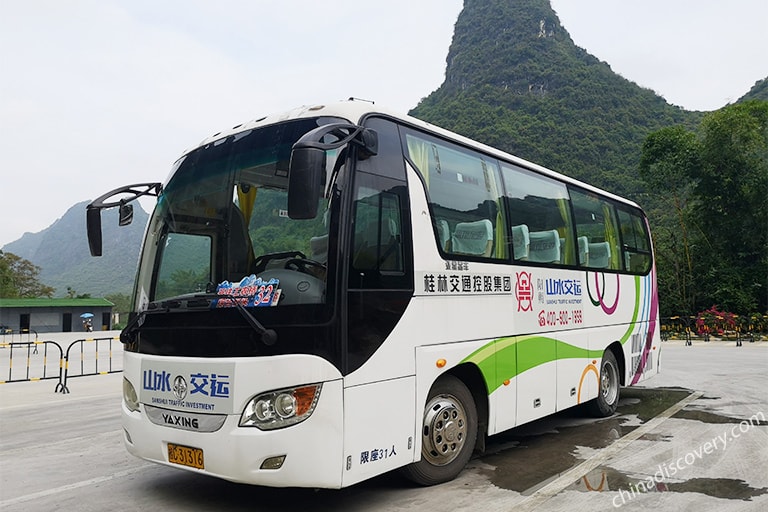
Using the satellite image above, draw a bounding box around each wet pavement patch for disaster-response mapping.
[665,478,768,500]
[620,387,692,422]
[673,408,768,426]
[568,467,768,502]
[479,387,692,493]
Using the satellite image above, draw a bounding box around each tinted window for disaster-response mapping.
[349,173,409,289]
[358,117,406,180]
[570,188,622,271]
[404,131,506,260]
[501,164,575,266]
[617,208,652,274]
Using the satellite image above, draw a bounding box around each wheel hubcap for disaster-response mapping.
[601,360,618,405]
[422,395,467,466]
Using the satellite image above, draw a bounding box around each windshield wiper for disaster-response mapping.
[142,293,278,346]
[217,293,279,346]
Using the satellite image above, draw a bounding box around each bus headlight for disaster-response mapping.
[239,384,322,430]
[123,377,140,413]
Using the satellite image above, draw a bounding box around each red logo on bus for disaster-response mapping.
[515,271,533,312]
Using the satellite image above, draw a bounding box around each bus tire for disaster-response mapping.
[587,350,620,417]
[400,374,478,486]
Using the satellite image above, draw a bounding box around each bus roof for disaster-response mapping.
[187,98,643,211]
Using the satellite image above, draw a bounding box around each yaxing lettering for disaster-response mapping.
[162,413,199,429]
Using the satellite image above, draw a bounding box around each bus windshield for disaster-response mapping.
[145,117,344,303]
[127,116,346,359]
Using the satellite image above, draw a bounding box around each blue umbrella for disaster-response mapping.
[80,313,94,318]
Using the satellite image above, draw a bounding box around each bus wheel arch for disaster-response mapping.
[400,369,482,486]
[586,343,623,417]
[449,363,488,452]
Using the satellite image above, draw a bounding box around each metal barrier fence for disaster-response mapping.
[0,339,63,384]
[0,328,40,344]
[0,335,122,393]
[58,336,122,393]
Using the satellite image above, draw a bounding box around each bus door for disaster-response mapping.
[344,117,414,375]
[341,117,417,485]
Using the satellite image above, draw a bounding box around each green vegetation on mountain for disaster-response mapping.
[740,78,768,103]
[411,0,766,316]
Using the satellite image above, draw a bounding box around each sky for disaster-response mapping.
[1,0,766,247]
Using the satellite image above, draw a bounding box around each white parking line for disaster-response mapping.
[0,465,153,508]
[504,390,705,512]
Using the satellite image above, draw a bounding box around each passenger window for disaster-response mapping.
[500,164,575,266]
[405,132,506,260]
[570,189,622,271]
[617,208,652,274]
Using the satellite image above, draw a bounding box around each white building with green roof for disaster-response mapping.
[0,298,114,334]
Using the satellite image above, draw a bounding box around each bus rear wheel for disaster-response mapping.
[400,375,478,486]
[587,350,620,417]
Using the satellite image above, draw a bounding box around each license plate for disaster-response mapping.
[167,443,204,470]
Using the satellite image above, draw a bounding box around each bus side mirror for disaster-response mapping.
[286,123,377,220]
[85,182,162,257]
[87,206,103,257]
[287,147,325,220]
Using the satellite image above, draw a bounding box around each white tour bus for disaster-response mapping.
[87,99,660,488]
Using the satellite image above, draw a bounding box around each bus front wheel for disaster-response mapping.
[587,350,620,417]
[400,375,478,486]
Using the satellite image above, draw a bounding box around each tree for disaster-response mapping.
[693,101,768,313]
[0,252,16,297]
[105,292,132,329]
[105,292,131,312]
[65,286,91,299]
[640,101,768,315]
[639,126,700,315]
[0,251,55,298]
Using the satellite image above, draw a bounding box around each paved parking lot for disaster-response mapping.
[1,339,766,511]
